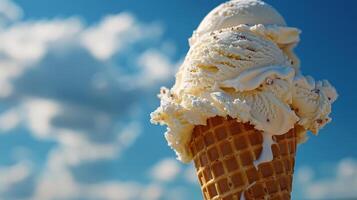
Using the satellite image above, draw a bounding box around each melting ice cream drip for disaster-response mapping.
[240,182,256,200]
[240,192,246,200]
[253,132,275,168]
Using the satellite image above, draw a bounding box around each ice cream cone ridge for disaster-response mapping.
[189,116,297,200]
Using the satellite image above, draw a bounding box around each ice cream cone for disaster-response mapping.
[189,116,297,200]
[151,1,337,199]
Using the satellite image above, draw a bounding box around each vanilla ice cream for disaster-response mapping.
[151,0,337,163]
[189,0,286,46]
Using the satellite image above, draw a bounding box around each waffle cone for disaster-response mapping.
[189,116,298,200]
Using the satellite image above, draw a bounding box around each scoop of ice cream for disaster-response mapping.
[292,75,338,135]
[190,0,301,70]
[189,0,286,46]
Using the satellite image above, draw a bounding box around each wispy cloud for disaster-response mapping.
[184,164,198,184]
[0,0,23,24]
[0,18,82,98]
[150,158,182,182]
[81,13,163,61]
[33,159,164,200]
[296,158,357,199]
[86,182,163,200]
[0,161,32,193]
[0,108,21,132]
[137,49,177,87]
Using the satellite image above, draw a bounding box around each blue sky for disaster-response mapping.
[0,0,355,199]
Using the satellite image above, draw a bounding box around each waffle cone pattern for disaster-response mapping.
[189,116,297,200]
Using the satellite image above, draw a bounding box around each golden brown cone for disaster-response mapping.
[189,116,297,200]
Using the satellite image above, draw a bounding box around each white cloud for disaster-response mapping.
[0,161,31,193]
[34,177,164,200]
[31,119,142,199]
[139,183,163,200]
[296,158,357,199]
[0,18,82,98]
[0,98,62,137]
[161,187,190,200]
[116,49,178,90]
[22,98,60,138]
[0,0,23,23]
[48,135,115,167]
[296,166,314,183]
[86,182,163,200]
[150,158,181,182]
[10,97,142,167]
[81,13,162,60]
[0,18,82,62]
[0,108,21,132]
[51,122,141,167]
[116,122,142,154]
[184,164,198,184]
[137,49,176,85]
[0,60,23,98]
[87,182,143,200]
[34,139,173,200]
[33,163,77,200]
